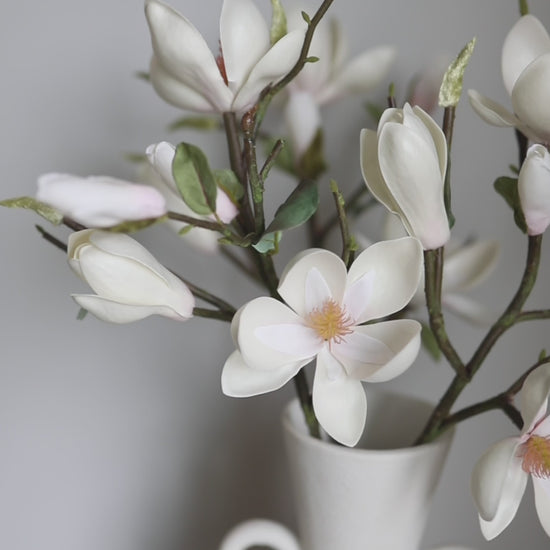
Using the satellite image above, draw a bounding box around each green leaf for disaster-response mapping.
[266,179,319,233]
[305,56,320,64]
[77,308,88,320]
[213,169,243,203]
[172,142,217,216]
[297,128,327,180]
[178,225,194,236]
[168,116,220,132]
[270,0,287,45]
[104,215,168,233]
[124,152,147,164]
[494,176,527,233]
[439,37,476,107]
[135,71,150,82]
[421,323,442,361]
[0,196,64,225]
[539,349,547,361]
[252,231,281,254]
[301,10,311,24]
[263,137,295,175]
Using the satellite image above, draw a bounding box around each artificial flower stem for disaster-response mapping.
[192,307,234,322]
[293,369,320,439]
[35,225,67,253]
[424,248,467,378]
[443,106,456,227]
[519,0,529,16]
[517,309,550,322]
[259,139,284,182]
[167,211,225,232]
[330,179,355,268]
[181,279,236,314]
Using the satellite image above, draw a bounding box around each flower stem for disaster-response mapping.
[330,179,355,268]
[519,0,529,16]
[293,369,320,438]
[192,307,234,322]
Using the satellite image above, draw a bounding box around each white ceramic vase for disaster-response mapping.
[220,391,455,550]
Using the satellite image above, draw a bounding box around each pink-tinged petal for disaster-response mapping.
[502,14,550,96]
[336,320,421,382]
[442,294,498,326]
[520,362,550,433]
[254,323,322,359]
[533,478,550,537]
[72,294,191,323]
[284,90,322,157]
[149,56,220,112]
[145,0,232,112]
[467,89,519,128]
[378,121,450,249]
[360,128,402,217]
[518,144,550,236]
[442,240,499,293]
[511,52,550,143]
[221,350,302,397]
[232,29,305,113]
[346,238,423,322]
[278,249,347,318]
[220,0,270,91]
[317,46,396,104]
[238,297,317,370]
[533,414,550,438]
[471,437,527,540]
[313,348,367,446]
[215,189,238,223]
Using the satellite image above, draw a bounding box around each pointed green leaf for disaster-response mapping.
[168,116,220,132]
[0,196,64,225]
[172,142,217,216]
[494,176,527,233]
[213,169,243,203]
[77,308,89,320]
[178,224,194,236]
[301,11,311,24]
[263,137,295,175]
[270,0,287,45]
[439,37,476,107]
[297,128,327,180]
[266,179,319,233]
[305,56,320,64]
[252,231,281,254]
[421,323,442,361]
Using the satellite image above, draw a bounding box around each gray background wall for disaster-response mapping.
[1,1,550,549]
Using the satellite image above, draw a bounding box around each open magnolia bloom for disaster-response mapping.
[68,229,195,323]
[471,363,550,540]
[284,8,395,156]
[468,15,550,143]
[360,103,450,250]
[143,141,238,253]
[222,238,423,446]
[144,0,305,114]
[518,144,550,236]
[37,173,166,227]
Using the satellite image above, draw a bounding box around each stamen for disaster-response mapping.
[306,299,354,345]
[216,41,229,86]
[518,435,550,478]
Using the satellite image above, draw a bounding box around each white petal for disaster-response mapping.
[467,89,519,128]
[335,320,421,382]
[312,348,367,446]
[378,121,450,249]
[221,350,302,397]
[305,267,333,313]
[442,240,500,292]
[520,362,550,433]
[145,141,177,193]
[284,90,321,158]
[502,14,550,96]
[232,29,305,113]
[278,249,347,318]
[149,56,219,112]
[317,46,396,104]
[442,294,498,326]
[518,144,550,236]
[145,0,232,112]
[512,52,550,143]
[341,270,375,323]
[72,294,191,323]
[220,0,270,90]
[471,438,527,540]
[254,323,321,359]
[345,237,423,322]
[237,297,316,370]
[534,478,550,537]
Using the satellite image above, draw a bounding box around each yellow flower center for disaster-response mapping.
[306,299,354,345]
[519,435,550,478]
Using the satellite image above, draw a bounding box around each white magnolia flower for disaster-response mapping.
[468,15,550,143]
[144,0,305,114]
[144,141,238,253]
[68,229,195,323]
[360,103,450,250]
[284,9,395,156]
[471,363,550,540]
[381,214,499,325]
[518,144,550,236]
[37,173,166,227]
[222,238,423,446]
